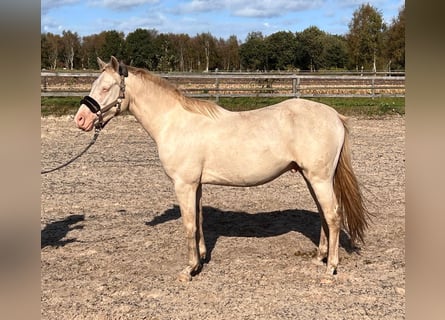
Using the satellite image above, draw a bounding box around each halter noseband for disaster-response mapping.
[80,64,128,131]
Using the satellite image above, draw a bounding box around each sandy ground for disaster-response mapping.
[41,114,405,319]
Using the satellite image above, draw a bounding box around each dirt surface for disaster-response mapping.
[41,114,405,319]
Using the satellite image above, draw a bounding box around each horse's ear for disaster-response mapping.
[110,56,120,73]
[97,57,106,70]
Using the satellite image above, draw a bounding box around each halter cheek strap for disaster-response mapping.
[119,64,128,77]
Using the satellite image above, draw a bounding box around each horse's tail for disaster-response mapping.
[334,115,370,244]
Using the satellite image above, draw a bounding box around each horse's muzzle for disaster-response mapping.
[74,105,97,131]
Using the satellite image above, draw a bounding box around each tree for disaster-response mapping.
[79,34,103,69]
[61,30,81,70]
[297,26,327,71]
[186,36,201,71]
[346,4,385,71]
[240,32,267,71]
[218,35,240,71]
[41,33,62,69]
[155,33,178,72]
[124,28,158,69]
[194,33,218,72]
[323,35,348,70]
[265,31,297,71]
[41,33,52,69]
[383,5,405,70]
[97,30,125,62]
[168,33,192,72]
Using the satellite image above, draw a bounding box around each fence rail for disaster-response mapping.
[41,72,405,100]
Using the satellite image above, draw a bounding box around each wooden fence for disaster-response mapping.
[41,71,405,100]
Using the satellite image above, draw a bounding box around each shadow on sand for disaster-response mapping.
[41,214,85,249]
[146,205,354,264]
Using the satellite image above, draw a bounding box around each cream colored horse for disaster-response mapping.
[75,56,370,281]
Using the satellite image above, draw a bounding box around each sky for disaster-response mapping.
[41,0,404,41]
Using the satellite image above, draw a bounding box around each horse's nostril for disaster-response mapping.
[75,114,85,128]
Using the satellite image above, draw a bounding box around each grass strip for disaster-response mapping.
[41,96,404,117]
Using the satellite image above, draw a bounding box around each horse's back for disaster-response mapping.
[266,98,340,119]
[229,98,344,145]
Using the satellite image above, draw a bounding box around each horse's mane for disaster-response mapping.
[127,66,221,119]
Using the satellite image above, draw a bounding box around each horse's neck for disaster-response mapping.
[127,73,182,142]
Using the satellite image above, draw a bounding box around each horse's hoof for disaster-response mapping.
[311,258,325,266]
[325,265,337,275]
[177,271,192,282]
[320,275,335,284]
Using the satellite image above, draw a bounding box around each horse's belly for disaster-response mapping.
[201,156,294,187]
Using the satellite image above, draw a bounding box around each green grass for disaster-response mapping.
[41,96,404,117]
[305,97,405,116]
[41,97,82,117]
[218,96,405,116]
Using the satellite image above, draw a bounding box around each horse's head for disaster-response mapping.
[75,56,129,131]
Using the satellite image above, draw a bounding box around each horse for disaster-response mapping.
[75,56,370,281]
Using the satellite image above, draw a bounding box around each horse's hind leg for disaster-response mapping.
[174,181,202,281]
[315,216,329,266]
[304,174,340,275]
[196,184,207,261]
[302,175,329,265]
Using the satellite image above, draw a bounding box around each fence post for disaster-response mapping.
[293,76,301,98]
[215,76,220,103]
[371,77,375,99]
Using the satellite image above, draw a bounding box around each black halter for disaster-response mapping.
[80,95,101,113]
[80,64,128,131]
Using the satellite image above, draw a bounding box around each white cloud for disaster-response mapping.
[42,0,80,7]
[88,0,159,11]
[235,1,325,18]
[41,15,63,33]
[92,12,167,36]
[176,0,224,13]
[177,0,325,18]
[118,14,166,32]
[41,0,80,14]
[335,0,389,9]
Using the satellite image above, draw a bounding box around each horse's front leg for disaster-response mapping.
[174,181,202,282]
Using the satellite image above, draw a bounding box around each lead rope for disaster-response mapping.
[41,129,100,174]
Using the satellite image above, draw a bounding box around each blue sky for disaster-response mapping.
[42,0,404,41]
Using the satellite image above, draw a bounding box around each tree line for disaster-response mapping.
[41,4,404,73]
